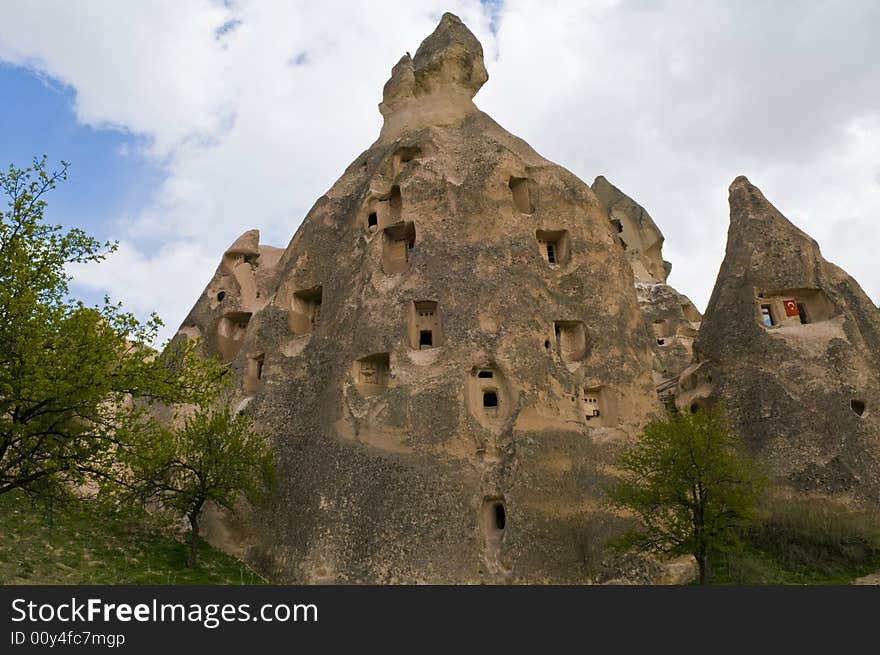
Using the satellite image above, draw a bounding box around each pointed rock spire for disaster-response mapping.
[379,12,488,140]
[684,177,880,505]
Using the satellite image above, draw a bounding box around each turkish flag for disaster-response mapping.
[784,299,799,317]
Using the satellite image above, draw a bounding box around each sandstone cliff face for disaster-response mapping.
[175,13,660,583]
[682,177,880,505]
[591,177,702,396]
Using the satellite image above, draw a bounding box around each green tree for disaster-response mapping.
[607,405,766,584]
[0,157,223,503]
[118,406,275,567]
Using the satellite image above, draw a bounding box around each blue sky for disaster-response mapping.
[0,63,164,309]
[0,64,159,243]
[1,1,878,343]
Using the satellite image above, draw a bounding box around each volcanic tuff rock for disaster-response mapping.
[681,176,880,505]
[592,176,670,285]
[177,229,283,374]
[174,13,662,583]
[591,177,702,394]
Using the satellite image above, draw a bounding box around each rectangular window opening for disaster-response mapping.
[419,330,433,348]
[494,503,506,530]
[797,303,809,325]
[483,391,499,408]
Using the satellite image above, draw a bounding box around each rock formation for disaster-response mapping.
[681,176,880,506]
[177,229,283,381]
[592,177,702,403]
[174,13,662,583]
[592,176,670,285]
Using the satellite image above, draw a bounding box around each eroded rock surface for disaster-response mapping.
[175,13,660,583]
[591,177,702,400]
[685,176,880,505]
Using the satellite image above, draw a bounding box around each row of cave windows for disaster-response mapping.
[360,175,572,273]
[367,142,537,217]
[361,218,572,273]
[353,355,607,424]
[760,302,810,327]
[288,287,591,364]
[374,146,632,263]
[756,290,836,328]
[221,310,643,426]
[218,288,591,388]
[243,337,867,422]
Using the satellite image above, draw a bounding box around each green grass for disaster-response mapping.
[711,497,880,585]
[0,490,265,585]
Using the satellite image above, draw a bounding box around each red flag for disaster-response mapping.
[784,299,798,317]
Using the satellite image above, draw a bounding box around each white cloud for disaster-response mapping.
[2,0,878,344]
[68,240,217,335]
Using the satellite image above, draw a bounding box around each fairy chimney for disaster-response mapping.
[175,13,662,583]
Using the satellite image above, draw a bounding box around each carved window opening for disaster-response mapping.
[653,319,670,346]
[797,303,809,325]
[508,176,534,214]
[291,286,323,335]
[584,394,600,420]
[217,311,252,362]
[481,496,507,549]
[244,353,265,394]
[409,300,441,349]
[382,221,416,275]
[393,146,422,176]
[852,400,866,417]
[582,386,615,427]
[757,289,836,327]
[536,229,569,266]
[554,321,588,363]
[493,502,506,530]
[353,353,390,396]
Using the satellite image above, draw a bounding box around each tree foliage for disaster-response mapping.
[607,405,766,583]
[115,406,276,567]
[0,157,224,503]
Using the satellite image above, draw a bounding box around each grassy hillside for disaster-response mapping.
[0,490,264,585]
[3,487,878,585]
[711,497,880,585]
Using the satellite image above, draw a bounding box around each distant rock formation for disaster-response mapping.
[681,176,880,505]
[591,177,702,400]
[592,176,670,285]
[174,13,661,583]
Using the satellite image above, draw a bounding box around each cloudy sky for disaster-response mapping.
[1,0,878,343]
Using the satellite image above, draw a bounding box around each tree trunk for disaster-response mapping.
[187,513,200,568]
[697,551,708,584]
